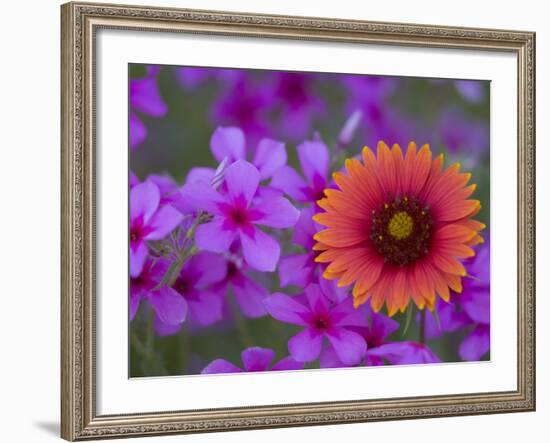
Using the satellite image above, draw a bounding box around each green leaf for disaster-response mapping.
[402,303,415,336]
[430,307,441,330]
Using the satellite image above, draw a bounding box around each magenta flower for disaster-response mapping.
[202,347,303,374]
[130,258,187,325]
[129,69,167,149]
[211,255,270,318]
[265,284,368,365]
[437,108,489,165]
[367,342,441,365]
[182,160,299,272]
[130,180,184,277]
[424,242,490,361]
[267,72,327,141]
[271,139,330,206]
[170,252,227,326]
[207,126,287,181]
[212,78,271,144]
[320,307,440,367]
[130,171,140,188]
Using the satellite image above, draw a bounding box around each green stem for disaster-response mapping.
[146,307,155,357]
[229,293,253,348]
[130,331,149,358]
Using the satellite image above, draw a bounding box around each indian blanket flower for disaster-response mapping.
[271,138,331,207]
[320,306,440,367]
[202,347,303,374]
[314,141,485,315]
[182,160,300,272]
[424,241,490,361]
[130,258,187,325]
[265,283,368,365]
[130,181,184,277]
[129,69,167,149]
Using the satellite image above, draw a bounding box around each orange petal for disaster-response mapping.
[351,258,384,296]
[376,141,397,193]
[431,253,467,276]
[314,227,367,248]
[438,243,476,259]
[435,224,478,243]
[409,144,432,195]
[445,273,463,293]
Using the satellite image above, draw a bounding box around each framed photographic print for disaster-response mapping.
[60,1,536,440]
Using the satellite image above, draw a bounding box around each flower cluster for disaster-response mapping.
[129,65,490,377]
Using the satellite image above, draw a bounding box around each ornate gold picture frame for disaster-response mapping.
[61,1,535,440]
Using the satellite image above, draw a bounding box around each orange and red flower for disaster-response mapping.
[313,141,484,316]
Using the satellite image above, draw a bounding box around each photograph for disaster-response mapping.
[128,64,490,378]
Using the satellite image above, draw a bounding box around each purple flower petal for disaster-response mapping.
[210,126,246,163]
[254,196,300,228]
[318,277,348,304]
[188,252,227,287]
[145,205,183,241]
[202,359,243,374]
[129,171,140,188]
[130,241,149,278]
[187,290,224,326]
[270,166,308,201]
[288,328,323,362]
[326,328,366,366]
[304,283,329,314]
[176,67,210,88]
[297,140,329,186]
[292,207,318,249]
[239,228,280,272]
[319,346,346,369]
[271,356,304,371]
[232,274,268,318]
[461,289,490,325]
[149,286,188,325]
[185,167,215,185]
[369,342,441,365]
[264,293,310,326]
[130,291,141,320]
[129,111,147,149]
[130,181,160,223]
[455,80,484,104]
[130,77,167,117]
[180,181,225,215]
[459,325,490,361]
[330,298,370,328]
[367,309,400,341]
[154,316,182,336]
[278,254,315,288]
[253,138,287,180]
[241,347,275,371]
[195,219,237,253]
[224,160,260,204]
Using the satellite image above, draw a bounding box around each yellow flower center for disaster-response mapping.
[387,211,414,240]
